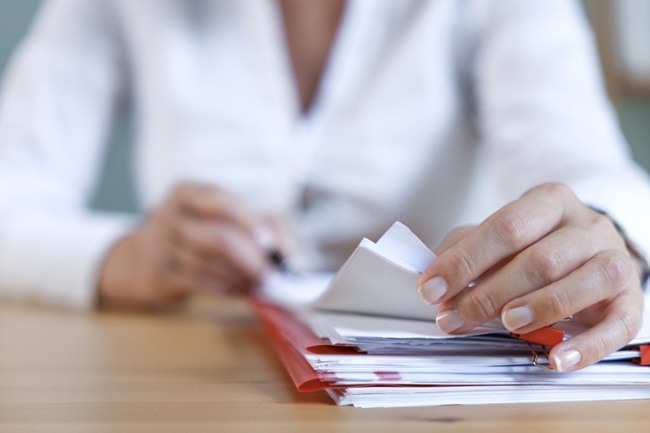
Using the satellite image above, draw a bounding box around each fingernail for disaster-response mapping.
[436,309,465,333]
[418,276,448,304]
[502,306,534,331]
[552,349,582,372]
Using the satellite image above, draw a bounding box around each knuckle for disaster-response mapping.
[614,308,642,344]
[493,211,529,251]
[590,332,611,360]
[166,183,197,213]
[169,182,222,213]
[597,251,633,293]
[448,248,478,282]
[589,309,640,360]
[546,289,572,321]
[590,212,612,231]
[589,213,618,239]
[590,214,628,251]
[464,290,498,321]
[538,183,574,205]
[527,248,565,285]
[170,182,194,199]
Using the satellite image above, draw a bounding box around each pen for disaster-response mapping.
[266,249,294,274]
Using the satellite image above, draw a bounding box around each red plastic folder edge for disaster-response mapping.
[251,299,342,392]
[252,299,359,354]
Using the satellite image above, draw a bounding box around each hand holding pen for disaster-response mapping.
[97,182,290,309]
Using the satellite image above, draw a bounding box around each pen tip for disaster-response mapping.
[267,249,294,274]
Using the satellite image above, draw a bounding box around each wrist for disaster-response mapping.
[97,233,152,307]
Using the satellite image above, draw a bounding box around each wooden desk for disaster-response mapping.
[1,297,648,433]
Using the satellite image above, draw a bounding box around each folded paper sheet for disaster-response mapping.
[313,222,438,320]
[261,222,439,320]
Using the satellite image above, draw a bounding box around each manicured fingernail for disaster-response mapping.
[502,306,534,331]
[552,349,582,372]
[418,276,448,304]
[436,309,465,333]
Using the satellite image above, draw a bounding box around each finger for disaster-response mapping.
[173,218,267,283]
[434,226,609,331]
[507,222,623,296]
[548,290,643,372]
[153,211,266,293]
[167,183,261,233]
[168,246,255,291]
[433,226,475,255]
[501,249,638,334]
[418,184,577,303]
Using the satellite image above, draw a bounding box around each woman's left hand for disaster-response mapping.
[417,183,645,372]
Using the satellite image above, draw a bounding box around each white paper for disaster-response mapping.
[313,222,439,320]
[328,385,650,408]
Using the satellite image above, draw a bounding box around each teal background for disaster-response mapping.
[1,1,649,213]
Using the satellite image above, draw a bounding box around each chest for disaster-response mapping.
[120,0,477,211]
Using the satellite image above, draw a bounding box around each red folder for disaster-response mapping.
[252,299,360,354]
[252,299,345,391]
[254,299,412,392]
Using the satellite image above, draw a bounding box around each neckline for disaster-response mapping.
[270,0,360,125]
[242,0,372,128]
[276,0,349,117]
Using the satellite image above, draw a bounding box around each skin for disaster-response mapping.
[98,184,274,309]
[417,183,645,372]
[280,0,346,112]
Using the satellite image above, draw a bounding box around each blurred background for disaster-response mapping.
[0,0,649,213]
[0,0,138,213]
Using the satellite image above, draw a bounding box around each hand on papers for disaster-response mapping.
[98,183,282,309]
[418,183,645,372]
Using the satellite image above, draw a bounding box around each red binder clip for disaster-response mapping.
[631,345,650,366]
[511,326,565,371]
[510,326,565,347]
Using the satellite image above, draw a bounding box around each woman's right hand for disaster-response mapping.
[97,183,275,309]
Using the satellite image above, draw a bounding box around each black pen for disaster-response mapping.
[266,249,294,274]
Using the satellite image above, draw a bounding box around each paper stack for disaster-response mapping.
[254,222,650,408]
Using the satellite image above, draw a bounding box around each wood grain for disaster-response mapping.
[1,296,648,433]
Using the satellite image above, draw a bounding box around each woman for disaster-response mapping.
[0,0,648,373]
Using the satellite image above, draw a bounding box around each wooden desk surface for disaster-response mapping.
[0,297,648,433]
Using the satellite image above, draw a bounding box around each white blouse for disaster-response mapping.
[1,0,649,308]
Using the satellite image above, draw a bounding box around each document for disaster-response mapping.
[312,222,438,320]
[263,221,445,320]
[254,222,650,408]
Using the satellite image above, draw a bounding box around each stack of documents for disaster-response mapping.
[254,222,650,408]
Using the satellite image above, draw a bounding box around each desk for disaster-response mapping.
[0,297,648,433]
